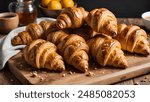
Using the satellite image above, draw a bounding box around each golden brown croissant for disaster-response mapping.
[85,8,117,37]
[11,23,44,45]
[11,31,32,45]
[47,32,89,72]
[23,39,65,71]
[87,35,128,68]
[26,23,44,39]
[56,7,88,29]
[114,24,150,56]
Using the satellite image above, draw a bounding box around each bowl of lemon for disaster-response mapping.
[39,0,76,18]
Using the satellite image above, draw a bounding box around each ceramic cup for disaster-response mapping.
[141,11,150,31]
[0,12,19,34]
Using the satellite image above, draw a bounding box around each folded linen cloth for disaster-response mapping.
[0,18,56,70]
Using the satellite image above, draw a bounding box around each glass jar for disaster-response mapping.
[9,0,37,26]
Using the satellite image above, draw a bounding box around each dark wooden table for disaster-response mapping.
[0,18,150,85]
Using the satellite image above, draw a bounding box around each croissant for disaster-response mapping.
[47,32,89,72]
[56,7,88,29]
[87,35,128,68]
[23,39,65,71]
[12,23,44,45]
[114,24,150,56]
[26,23,44,39]
[47,30,69,45]
[11,31,32,45]
[85,8,117,37]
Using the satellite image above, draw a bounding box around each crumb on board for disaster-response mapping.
[134,82,140,85]
[68,71,73,75]
[37,76,40,78]
[144,77,148,79]
[141,79,146,82]
[62,74,66,77]
[101,71,105,74]
[86,72,95,77]
[10,79,14,82]
[30,71,38,77]
[37,75,44,81]
[94,67,97,70]
[40,77,44,81]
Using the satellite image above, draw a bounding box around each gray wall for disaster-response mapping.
[74,0,150,18]
[0,0,150,18]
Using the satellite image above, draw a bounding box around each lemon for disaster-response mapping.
[61,0,75,8]
[48,0,62,10]
[41,0,52,7]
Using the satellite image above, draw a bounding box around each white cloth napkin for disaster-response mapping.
[0,18,56,70]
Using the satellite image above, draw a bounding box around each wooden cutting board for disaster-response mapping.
[8,52,150,85]
[8,18,150,85]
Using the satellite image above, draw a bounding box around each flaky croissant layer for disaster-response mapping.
[85,8,117,37]
[23,39,65,71]
[87,35,128,68]
[56,7,88,29]
[57,34,89,72]
[11,21,51,46]
[47,30,89,72]
[114,24,150,56]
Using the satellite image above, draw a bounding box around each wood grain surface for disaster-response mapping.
[7,18,150,85]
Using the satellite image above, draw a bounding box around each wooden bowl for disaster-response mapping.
[0,12,19,34]
[39,3,77,18]
[39,4,61,18]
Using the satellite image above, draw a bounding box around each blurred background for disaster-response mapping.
[0,0,150,18]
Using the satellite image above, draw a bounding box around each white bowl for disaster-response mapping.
[141,11,150,31]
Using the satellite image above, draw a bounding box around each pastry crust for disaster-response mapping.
[57,34,89,72]
[11,21,51,46]
[114,24,150,56]
[85,8,117,37]
[47,30,89,72]
[56,7,88,29]
[26,23,44,39]
[87,35,128,68]
[11,23,44,45]
[23,39,65,71]
[11,31,32,45]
